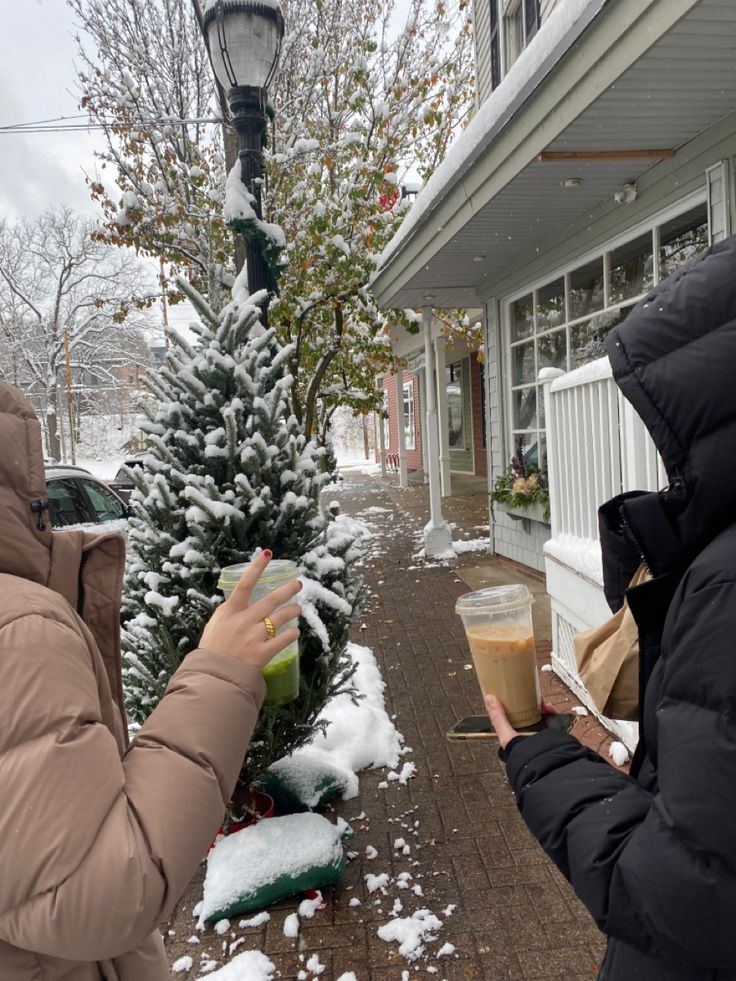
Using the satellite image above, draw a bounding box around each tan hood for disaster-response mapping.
[0,381,53,584]
[0,381,126,713]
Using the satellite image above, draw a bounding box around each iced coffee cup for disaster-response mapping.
[217,559,301,706]
[455,584,540,728]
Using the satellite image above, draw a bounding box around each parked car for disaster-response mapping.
[108,458,144,504]
[45,465,130,529]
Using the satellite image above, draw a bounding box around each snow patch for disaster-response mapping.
[609,741,630,767]
[377,909,443,962]
[194,950,276,980]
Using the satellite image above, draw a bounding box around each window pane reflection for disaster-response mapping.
[569,259,604,320]
[659,204,709,279]
[446,364,465,449]
[512,340,535,385]
[609,233,654,304]
[537,278,565,333]
[537,330,566,372]
[513,386,537,430]
[510,294,534,341]
[570,305,634,369]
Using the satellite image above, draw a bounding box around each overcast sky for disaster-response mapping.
[0,0,102,220]
[0,0,413,338]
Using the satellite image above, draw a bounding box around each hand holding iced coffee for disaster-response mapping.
[456,585,541,728]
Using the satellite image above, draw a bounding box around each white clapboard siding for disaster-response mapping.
[707,161,731,244]
[541,358,666,751]
[473,0,493,105]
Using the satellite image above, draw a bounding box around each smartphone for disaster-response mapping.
[446,713,574,742]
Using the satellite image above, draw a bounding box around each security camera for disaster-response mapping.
[614,183,638,205]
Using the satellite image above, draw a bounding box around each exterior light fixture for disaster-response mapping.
[203,0,285,297]
[560,177,583,188]
[204,1,284,93]
[472,255,486,263]
[614,182,638,205]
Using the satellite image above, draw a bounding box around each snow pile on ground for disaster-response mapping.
[194,950,276,980]
[411,531,491,566]
[377,909,443,961]
[268,642,405,804]
[199,814,347,924]
[453,537,492,556]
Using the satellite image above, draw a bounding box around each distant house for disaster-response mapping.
[372,0,736,743]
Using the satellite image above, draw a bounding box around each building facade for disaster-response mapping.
[371,0,736,740]
[377,340,488,485]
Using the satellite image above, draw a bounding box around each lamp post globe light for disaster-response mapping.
[203,0,285,296]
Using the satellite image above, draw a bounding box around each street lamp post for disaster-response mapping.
[203,0,285,295]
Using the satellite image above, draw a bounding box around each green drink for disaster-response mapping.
[262,641,300,704]
[218,559,300,705]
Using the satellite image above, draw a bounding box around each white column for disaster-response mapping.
[422,308,453,556]
[394,369,409,489]
[434,337,452,497]
[377,409,387,478]
[418,370,429,484]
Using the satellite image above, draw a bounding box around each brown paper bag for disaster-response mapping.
[573,564,650,721]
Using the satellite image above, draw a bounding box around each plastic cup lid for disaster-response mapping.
[455,583,533,615]
[218,558,298,589]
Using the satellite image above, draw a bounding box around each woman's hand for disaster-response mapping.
[484,695,558,750]
[200,550,302,670]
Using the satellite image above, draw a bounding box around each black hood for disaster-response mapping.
[605,233,736,568]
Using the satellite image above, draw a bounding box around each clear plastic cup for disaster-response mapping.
[455,584,540,728]
[217,559,300,705]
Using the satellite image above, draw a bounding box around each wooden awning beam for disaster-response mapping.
[539,149,675,161]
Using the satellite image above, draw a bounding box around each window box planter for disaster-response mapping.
[494,500,549,524]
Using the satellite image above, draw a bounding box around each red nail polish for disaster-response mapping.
[263,549,273,559]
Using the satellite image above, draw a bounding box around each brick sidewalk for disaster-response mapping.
[164,469,617,979]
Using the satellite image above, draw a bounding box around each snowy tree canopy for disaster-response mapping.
[70,0,234,306]
[72,0,475,435]
[0,207,154,460]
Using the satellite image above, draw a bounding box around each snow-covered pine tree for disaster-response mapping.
[122,275,363,792]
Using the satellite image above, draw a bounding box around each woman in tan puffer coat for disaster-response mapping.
[0,381,302,980]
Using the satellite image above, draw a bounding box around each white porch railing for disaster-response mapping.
[541,358,667,751]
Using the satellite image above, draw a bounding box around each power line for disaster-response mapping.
[0,114,223,135]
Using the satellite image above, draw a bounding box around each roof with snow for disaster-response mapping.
[371,0,736,310]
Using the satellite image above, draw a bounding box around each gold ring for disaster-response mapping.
[263,617,276,639]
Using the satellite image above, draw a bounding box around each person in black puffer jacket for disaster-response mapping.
[485,232,736,980]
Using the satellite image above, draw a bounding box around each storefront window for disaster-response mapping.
[402,382,416,450]
[446,363,465,448]
[505,198,710,476]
